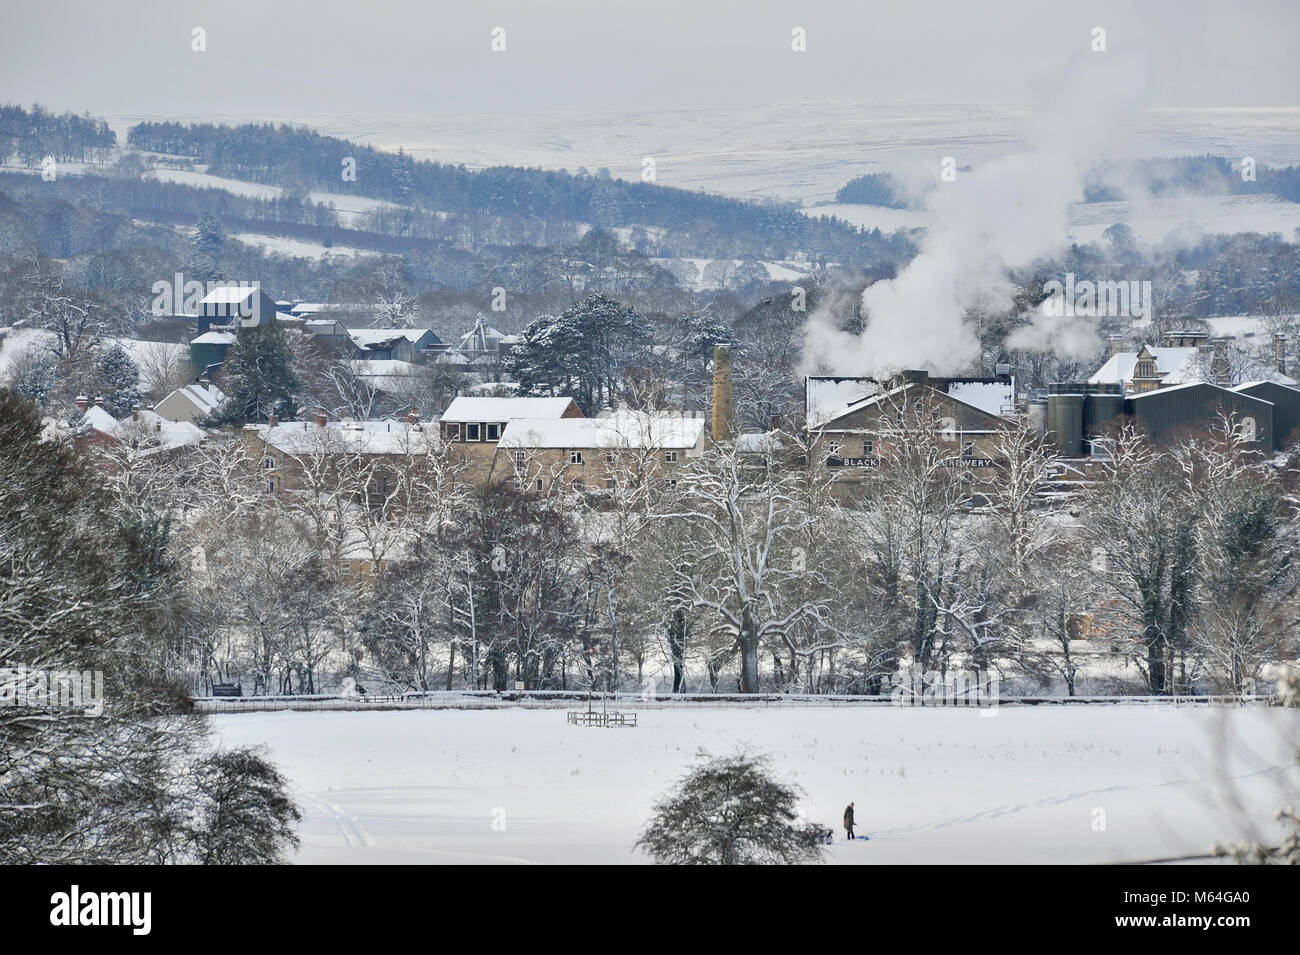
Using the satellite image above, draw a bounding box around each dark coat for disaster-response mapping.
[843,804,855,826]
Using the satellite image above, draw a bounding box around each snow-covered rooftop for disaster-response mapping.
[441,396,576,423]
[1088,347,1199,387]
[348,328,439,347]
[351,359,415,375]
[250,419,436,455]
[192,331,237,345]
[161,383,226,417]
[806,377,881,428]
[499,410,706,450]
[76,406,205,451]
[199,285,262,304]
[1089,345,1297,389]
[944,379,1015,417]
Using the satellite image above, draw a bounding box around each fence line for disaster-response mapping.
[193,689,1277,714]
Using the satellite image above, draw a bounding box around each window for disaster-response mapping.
[570,450,584,464]
[513,450,526,469]
[605,478,616,490]
[486,423,501,441]
[266,479,276,494]
[535,477,544,491]
[665,478,678,490]
[828,441,842,456]
[606,450,616,464]
[261,455,276,471]
[466,423,481,442]
[863,438,876,457]
[664,450,678,463]
[962,440,975,458]
[445,423,461,441]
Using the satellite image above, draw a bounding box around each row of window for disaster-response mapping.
[517,476,679,492]
[446,422,503,442]
[826,439,876,457]
[511,449,680,466]
[825,437,979,457]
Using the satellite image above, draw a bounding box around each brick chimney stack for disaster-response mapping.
[313,408,327,427]
[267,411,279,428]
[1107,336,1123,358]
[711,343,734,442]
[75,394,89,413]
[407,407,419,425]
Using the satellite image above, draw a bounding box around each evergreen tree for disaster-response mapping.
[504,293,650,413]
[94,340,141,414]
[209,322,300,425]
[193,212,226,278]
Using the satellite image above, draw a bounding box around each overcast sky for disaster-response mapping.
[2,0,1299,117]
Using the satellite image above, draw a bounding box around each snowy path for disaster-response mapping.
[211,706,1299,865]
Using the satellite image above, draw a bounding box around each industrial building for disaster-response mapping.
[1038,332,1300,456]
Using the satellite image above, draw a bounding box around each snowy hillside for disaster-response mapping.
[101,103,1300,204]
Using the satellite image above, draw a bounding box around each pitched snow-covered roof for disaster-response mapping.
[944,379,1015,417]
[249,419,436,455]
[1128,380,1273,404]
[199,285,262,305]
[350,359,416,378]
[348,328,440,348]
[129,411,205,448]
[78,407,205,450]
[192,331,237,345]
[499,410,706,450]
[80,405,119,434]
[160,383,226,417]
[441,396,576,423]
[1090,345,1297,389]
[1088,346,1200,387]
[806,377,882,428]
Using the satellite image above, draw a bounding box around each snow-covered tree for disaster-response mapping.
[634,751,826,864]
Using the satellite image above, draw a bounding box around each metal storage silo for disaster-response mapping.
[1046,392,1084,456]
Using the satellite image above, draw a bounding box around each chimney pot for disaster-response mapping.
[75,394,89,412]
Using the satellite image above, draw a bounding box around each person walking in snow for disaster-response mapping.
[843,802,856,840]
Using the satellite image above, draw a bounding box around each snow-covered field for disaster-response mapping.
[211,704,1299,865]
[231,233,378,260]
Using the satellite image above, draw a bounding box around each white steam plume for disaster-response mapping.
[801,52,1149,378]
